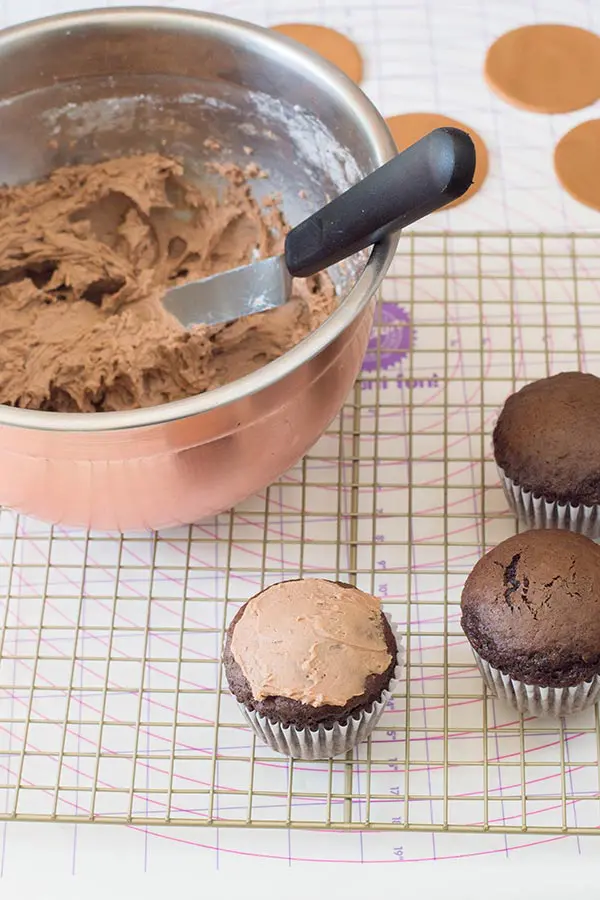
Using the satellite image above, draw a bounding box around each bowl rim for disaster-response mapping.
[0,6,398,433]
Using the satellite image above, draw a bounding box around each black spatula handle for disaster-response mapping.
[285,127,475,278]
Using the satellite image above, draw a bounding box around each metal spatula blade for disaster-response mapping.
[162,127,476,329]
[163,255,292,328]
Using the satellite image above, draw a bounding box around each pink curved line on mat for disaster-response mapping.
[2,257,594,852]
[3,737,591,847]
[8,540,220,661]
[133,826,575,863]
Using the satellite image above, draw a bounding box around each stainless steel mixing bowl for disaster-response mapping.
[0,7,397,531]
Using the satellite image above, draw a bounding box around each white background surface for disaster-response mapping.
[1,0,600,896]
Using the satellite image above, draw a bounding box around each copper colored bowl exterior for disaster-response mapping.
[0,9,397,531]
[0,304,374,531]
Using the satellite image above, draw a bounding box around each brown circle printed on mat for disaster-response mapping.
[271,23,363,83]
[385,113,488,209]
[555,119,600,210]
[485,24,600,114]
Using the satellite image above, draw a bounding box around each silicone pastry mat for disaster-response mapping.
[1,232,599,835]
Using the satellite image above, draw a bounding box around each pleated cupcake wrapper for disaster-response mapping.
[238,617,404,759]
[472,649,600,717]
[498,466,600,540]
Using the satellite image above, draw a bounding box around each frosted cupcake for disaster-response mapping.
[461,529,600,716]
[223,578,399,758]
[494,371,600,538]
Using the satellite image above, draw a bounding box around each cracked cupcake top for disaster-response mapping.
[461,529,600,686]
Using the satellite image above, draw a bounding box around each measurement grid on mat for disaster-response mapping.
[1,233,599,834]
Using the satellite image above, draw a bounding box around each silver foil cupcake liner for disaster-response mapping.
[237,617,404,759]
[472,649,600,717]
[498,466,600,540]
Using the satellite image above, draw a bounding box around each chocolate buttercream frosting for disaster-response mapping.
[229,578,393,708]
[0,153,336,412]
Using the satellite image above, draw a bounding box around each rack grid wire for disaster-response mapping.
[1,231,600,835]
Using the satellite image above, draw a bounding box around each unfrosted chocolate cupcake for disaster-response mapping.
[494,371,600,537]
[223,578,398,758]
[461,529,600,715]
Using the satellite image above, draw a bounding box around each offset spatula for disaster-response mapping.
[163,127,475,328]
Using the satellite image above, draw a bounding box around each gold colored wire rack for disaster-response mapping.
[1,231,600,835]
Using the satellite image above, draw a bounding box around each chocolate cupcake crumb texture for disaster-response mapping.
[461,529,600,687]
[493,371,600,506]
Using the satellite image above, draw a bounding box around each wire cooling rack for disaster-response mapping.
[1,232,600,835]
